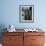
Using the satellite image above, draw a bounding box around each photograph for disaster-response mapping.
[19,5,34,23]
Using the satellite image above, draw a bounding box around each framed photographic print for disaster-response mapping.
[19,5,34,23]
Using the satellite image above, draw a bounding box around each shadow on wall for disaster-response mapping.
[0,24,7,43]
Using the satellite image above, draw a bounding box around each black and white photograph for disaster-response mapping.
[19,5,34,23]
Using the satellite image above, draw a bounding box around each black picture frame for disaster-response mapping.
[19,5,34,23]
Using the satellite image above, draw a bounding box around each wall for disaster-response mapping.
[0,0,46,29]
